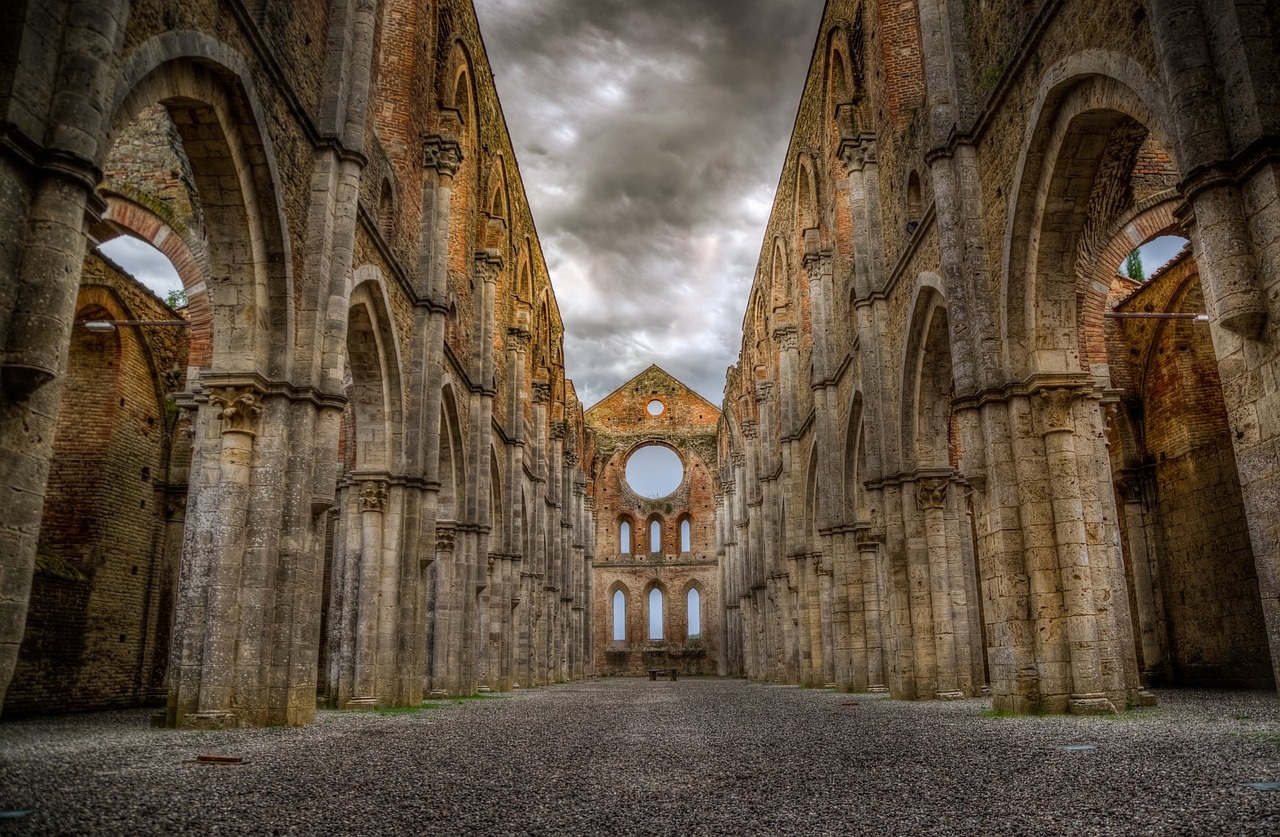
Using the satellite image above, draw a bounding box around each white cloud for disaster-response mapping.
[474,0,825,407]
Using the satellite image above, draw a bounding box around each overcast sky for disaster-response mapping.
[472,0,826,407]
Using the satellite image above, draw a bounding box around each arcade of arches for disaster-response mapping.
[2,0,1280,726]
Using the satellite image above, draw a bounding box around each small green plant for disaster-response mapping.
[166,288,188,309]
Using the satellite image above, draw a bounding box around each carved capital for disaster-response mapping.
[803,246,832,278]
[358,480,389,513]
[1114,475,1144,505]
[564,449,579,467]
[773,326,799,352]
[507,327,532,352]
[754,381,775,404]
[740,420,758,441]
[532,381,551,404]
[917,477,949,511]
[435,523,457,554]
[209,386,263,436]
[423,134,464,179]
[473,248,503,281]
[1034,387,1085,436]
[550,420,567,441]
[731,451,747,468]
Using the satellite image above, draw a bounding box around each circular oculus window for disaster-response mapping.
[624,445,684,498]
[646,399,665,416]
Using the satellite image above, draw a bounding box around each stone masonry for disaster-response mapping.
[4,0,1280,726]
[717,0,1280,714]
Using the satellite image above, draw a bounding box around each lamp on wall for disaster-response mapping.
[82,319,189,332]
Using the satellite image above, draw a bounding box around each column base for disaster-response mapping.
[936,690,965,700]
[1135,690,1158,707]
[867,684,889,693]
[345,697,377,709]
[183,711,238,729]
[1068,694,1117,715]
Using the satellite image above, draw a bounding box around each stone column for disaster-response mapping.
[1115,472,1166,683]
[0,0,128,712]
[173,385,261,726]
[1150,0,1266,338]
[854,526,889,693]
[919,477,963,698]
[349,479,388,706]
[1035,388,1111,714]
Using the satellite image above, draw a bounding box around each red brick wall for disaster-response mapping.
[7,254,188,714]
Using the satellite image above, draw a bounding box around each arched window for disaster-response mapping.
[619,519,631,555]
[649,519,661,554]
[687,588,701,637]
[612,590,626,641]
[648,588,664,640]
[680,518,691,553]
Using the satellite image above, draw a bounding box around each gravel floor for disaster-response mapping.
[2,680,1279,836]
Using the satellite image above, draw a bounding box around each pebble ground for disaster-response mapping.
[2,680,1279,835]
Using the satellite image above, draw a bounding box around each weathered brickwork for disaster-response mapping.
[7,253,187,715]
[718,0,1280,714]
[1107,253,1272,688]
[1,0,591,726]
[585,366,722,677]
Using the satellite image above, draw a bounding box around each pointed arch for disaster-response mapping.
[347,267,406,473]
[901,277,953,471]
[438,382,466,521]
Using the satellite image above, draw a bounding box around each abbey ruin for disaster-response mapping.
[2,0,1280,727]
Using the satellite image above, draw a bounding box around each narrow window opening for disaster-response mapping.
[619,520,631,555]
[612,590,626,641]
[649,520,661,554]
[649,588,664,640]
[680,518,691,553]
[687,588,701,637]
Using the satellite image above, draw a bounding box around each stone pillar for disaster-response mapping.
[919,477,963,698]
[854,526,889,693]
[1034,387,1112,714]
[1115,472,1166,683]
[168,385,260,726]
[1151,0,1266,338]
[0,0,128,713]
[348,479,388,705]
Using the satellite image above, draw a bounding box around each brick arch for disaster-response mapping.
[100,195,213,370]
[1001,53,1174,380]
[1078,196,1183,373]
[111,34,294,379]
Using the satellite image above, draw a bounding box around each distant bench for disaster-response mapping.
[648,668,677,681]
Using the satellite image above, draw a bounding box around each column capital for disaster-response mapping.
[358,479,389,513]
[209,385,264,436]
[532,380,552,404]
[917,477,949,511]
[473,248,504,280]
[435,522,457,554]
[423,134,464,180]
[772,326,799,351]
[507,327,532,352]
[754,381,775,403]
[1033,386,1087,436]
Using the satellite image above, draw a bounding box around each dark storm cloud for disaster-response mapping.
[473,0,825,406]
